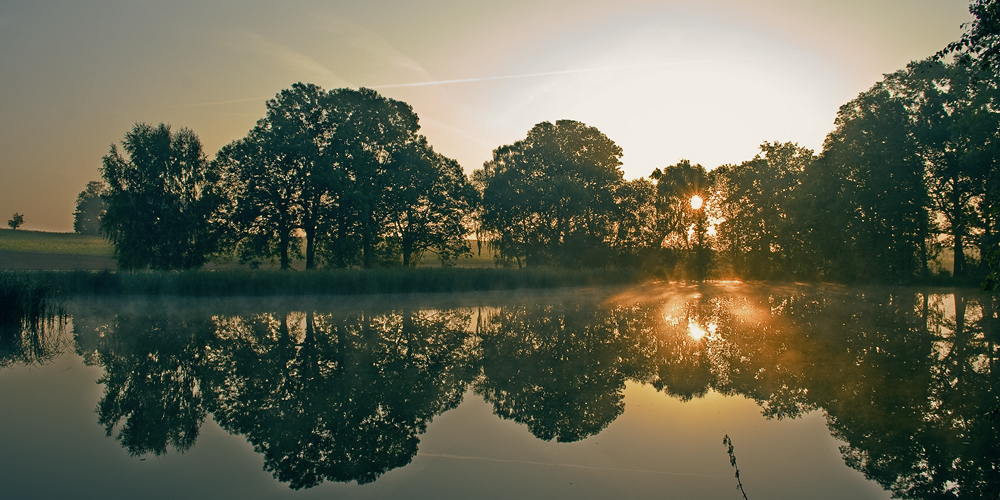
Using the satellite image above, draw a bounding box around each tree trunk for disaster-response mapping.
[280,231,290,270]
[305,222,316,270]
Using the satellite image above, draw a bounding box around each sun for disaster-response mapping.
[690,195,704,210]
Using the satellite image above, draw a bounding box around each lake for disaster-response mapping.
[1,282,996,499]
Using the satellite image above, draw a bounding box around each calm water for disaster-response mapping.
[1,283,996,499]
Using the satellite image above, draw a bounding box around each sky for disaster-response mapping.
[0,0,973,232]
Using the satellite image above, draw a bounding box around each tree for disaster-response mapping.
[477,120,624,267]
[217,120,307,270]
[220,84,428,269]
[798,75,931,281]
[218,83,340,270]
[608,177,664,268]
[6,213,24,230]
[649,160,711,278]
[910,59,999,277]
[384,137,478,266]
[941,0,1000,75]
[101,123,223,270]
[714,142,813,279]
[73,181,106,235]
[326,87,423,268]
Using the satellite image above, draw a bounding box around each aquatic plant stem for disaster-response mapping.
[723,434,749,500]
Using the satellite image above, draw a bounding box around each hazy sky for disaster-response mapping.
[0,0,972,231]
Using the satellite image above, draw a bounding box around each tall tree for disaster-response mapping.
[384,137,478,266]
[799,76,931,281]
[714,142,813,279]
[478,120,624,267]
[101,123,222,270]
[327,88,422,268]
[649,160,711,277]
[216,128,303,270]
[218,83,342,270]
[73,180,106,236]
[905,59,1000,277]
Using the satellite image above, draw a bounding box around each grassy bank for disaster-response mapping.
[0,228,113,256]
[9,268,645,297]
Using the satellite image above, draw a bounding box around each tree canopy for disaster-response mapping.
[100,123,223,270]
[73,180,106,236]
[477,120,624,267]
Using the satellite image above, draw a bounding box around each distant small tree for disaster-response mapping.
[7,213,24,230]
[73,181,106,235]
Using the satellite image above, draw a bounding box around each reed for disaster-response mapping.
[0,271,65,368]
[0,271,58,326]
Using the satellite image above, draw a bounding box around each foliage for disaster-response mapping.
[100,123,223,270]
[218,84,471,270]
[7,212,24,230]
[477,120,624,267]
[649,160,711,278]
[906,58,1000,277]
[383,137,479,266]
[714,143,813,279]
[723,435,750,500]
[73,180,106,236]
[941,0,1000,75]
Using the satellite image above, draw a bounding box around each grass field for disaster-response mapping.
[0,229,113,256]
[0,229,116,270]
[0,229,499,271]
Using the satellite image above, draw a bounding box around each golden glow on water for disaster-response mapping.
[687,320,716,341]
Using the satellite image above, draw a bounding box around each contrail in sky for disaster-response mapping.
[370,56,797,89]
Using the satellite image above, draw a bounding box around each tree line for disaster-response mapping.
[76,2,1000,281]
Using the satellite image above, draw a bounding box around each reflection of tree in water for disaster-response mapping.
[75,313,215,456]
[474,302,643,442]
[75,304,475,489]
[814,291,1000,499]
[206,308,475,488]
[69,287,1000,497]
[661,287,1000,499]
[0,298,65,370]
[0,318,66,370]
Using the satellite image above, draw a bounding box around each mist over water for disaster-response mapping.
[0,283,996,499]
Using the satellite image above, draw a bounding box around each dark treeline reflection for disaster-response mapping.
[68,287,1000,497]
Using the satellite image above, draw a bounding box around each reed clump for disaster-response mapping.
[0,271,65,368]
[0,271,58,327]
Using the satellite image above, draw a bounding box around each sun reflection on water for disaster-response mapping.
[687,320,717,341]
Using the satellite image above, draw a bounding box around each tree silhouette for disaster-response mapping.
[477,120,624,267]
[714,142,813,279]
[73,181,106,236]
[798,77,931,281]
[474,302,635,442]
[649,160,711,278]
[6,212,24,230]
[383,137,478,266]
[100,123,223,270]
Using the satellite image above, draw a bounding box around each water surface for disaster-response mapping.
[1,283,995,499]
